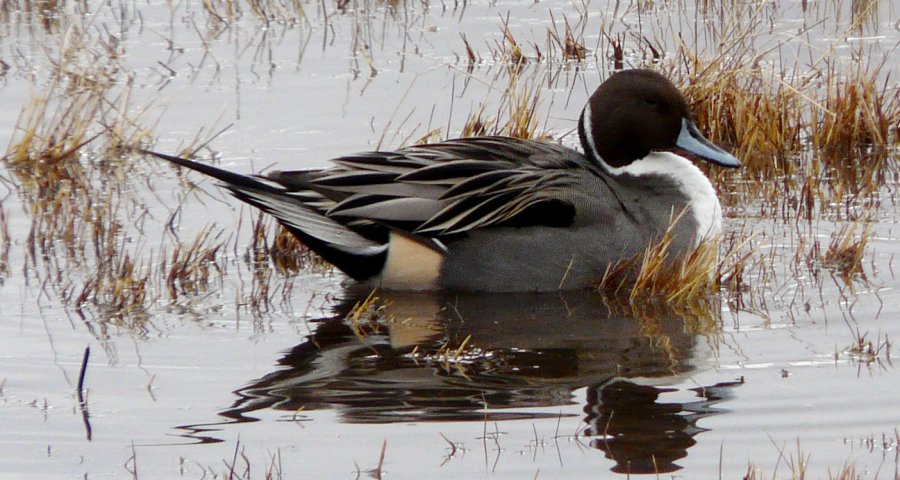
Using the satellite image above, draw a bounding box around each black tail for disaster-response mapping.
[142,150,389,281]
[141,150,272,191]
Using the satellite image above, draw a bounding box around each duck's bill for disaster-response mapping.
[676,118,741,168]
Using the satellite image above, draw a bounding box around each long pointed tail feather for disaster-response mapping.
[140,150,276,191]
[141,149,388,281]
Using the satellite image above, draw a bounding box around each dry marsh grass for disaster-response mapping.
[0,0,66,32]
[545,12,588,63]
[74,248,150,325]
[6,87,95,196]
[815,62,897,164]
[843,327,892,369]
[161,226,228,300]
[597,214,756,311]
[0,18,160,327]
[0,205,9,279]
[239,213,323,315]
[687,60,899,179]
[458,71,553,141]
[346,290,388,342]
[0,6,255,326]
[743,437,900,480]
[484,8,591,66]
[822,222,872,281]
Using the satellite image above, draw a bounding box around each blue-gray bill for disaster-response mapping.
[676,118,741,168]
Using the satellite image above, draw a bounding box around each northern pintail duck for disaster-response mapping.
[145,69,740,292]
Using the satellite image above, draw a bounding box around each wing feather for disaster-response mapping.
[274,138,588,235]
[328,195,443,221]
[396,160,514,183]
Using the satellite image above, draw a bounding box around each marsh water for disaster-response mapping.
[1,0,899,478]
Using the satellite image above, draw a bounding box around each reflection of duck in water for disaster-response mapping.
[199,291,741,472]
[584,378,742,474]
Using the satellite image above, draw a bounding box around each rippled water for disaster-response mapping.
[1,0,899,478]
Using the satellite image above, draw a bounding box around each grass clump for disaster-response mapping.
[238,213,328,315]
[675,62,807,179]
[161,226,228,300]
[743,438,899,480]
[0,206,9,279]
[5,87,95,198]
[821,222,871,281]
[667,56,899,221]
[0,0,66,32]
[597,221,755,311]
[544,11,588,63]
[459,71,552,141]
[1,16,157,327]
[813,61,899,174]
[842,327,892,369]
[75,250,150,326]
[245,215,321,276]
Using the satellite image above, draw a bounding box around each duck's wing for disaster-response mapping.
[310,137,584,235]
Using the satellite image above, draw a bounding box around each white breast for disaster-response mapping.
[608,151,722,243]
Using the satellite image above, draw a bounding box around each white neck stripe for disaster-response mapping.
[582,103,603,164]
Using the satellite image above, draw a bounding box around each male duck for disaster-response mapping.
[145,69,740,292]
